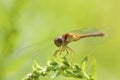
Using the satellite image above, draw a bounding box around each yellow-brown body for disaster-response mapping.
[54,32,105,56]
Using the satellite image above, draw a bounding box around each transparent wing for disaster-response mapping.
[14,36,56,59]
[69,26,112,45]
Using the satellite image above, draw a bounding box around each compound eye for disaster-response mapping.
[54,37,63,47]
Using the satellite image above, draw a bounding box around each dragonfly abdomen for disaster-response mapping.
[79,32,105,39]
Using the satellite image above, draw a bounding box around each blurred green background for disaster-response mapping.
[0,0,120,80]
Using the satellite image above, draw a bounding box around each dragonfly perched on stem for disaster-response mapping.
[54,32,105,57]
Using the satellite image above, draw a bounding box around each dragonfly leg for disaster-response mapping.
[65,48,70,56]
[53,46,63,57]
[53,49,59,57]
[66,46,75,55]
[66,46,76,63]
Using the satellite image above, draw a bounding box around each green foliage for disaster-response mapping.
[23,56,96,80]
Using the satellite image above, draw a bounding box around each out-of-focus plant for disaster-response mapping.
[23,55,96,80]
[0,1,29,80]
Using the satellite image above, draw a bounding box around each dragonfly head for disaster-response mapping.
[54,37,64,47]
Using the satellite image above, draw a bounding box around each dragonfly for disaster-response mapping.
[54,32,105,57]
[16,27,109,58]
